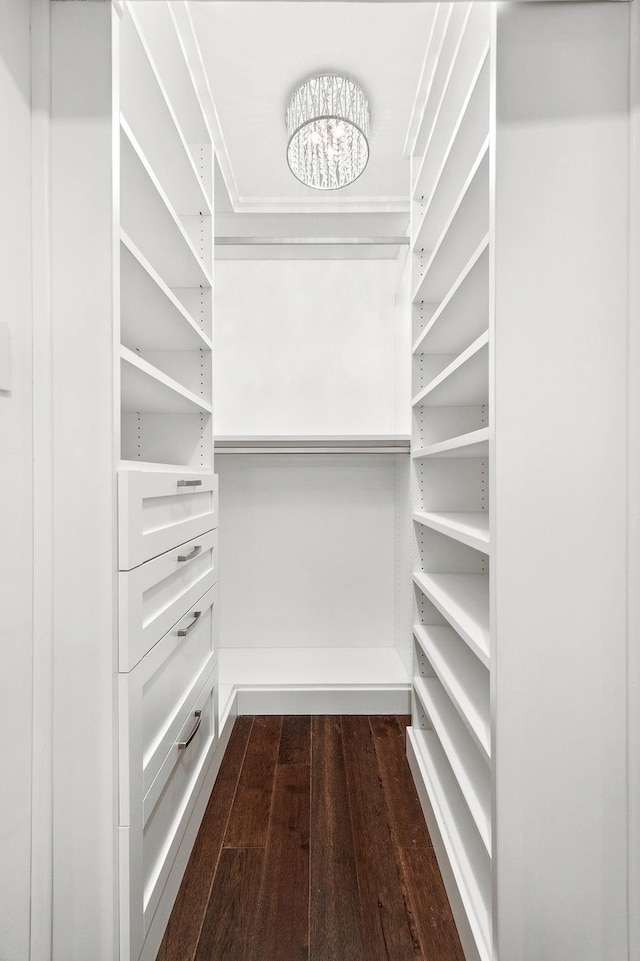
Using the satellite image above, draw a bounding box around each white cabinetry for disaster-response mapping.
[405,5,631,961]
[49,3,219,959]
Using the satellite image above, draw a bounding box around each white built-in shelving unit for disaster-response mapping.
[408,6,491,957]
[404,6,632,961]
[49,4,223,961]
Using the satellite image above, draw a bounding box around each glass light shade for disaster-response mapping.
[286,75,370,190]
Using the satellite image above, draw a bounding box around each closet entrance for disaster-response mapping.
[45,2,632,961]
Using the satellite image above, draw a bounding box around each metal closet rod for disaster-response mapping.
[214,236,410,246]
[214,436,411,454]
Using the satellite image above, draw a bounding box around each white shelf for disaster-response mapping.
[414,675,491,853]
[410,5,469,190]
[120,232,212,351]
[413,429,489,460]
[120,346,212,415]
[412,37,490,205]
[413,571,489,668]
[120,117,212,289]
[407,727,491,961]
[414,124,490,255]
[120,3,211,216]
[413,511,489,554]
[413,235,489,357]
[118,459,211,474]
[412,139,489,304]
[219,646,410,689]
[412,331,489,408]
[414,624,490,763]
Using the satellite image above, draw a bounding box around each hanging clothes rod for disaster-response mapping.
[215,435,411,454]
[215,236,410,246]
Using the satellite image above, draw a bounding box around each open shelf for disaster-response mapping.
[118,459,212,474]
[413,428,489,460]
[120,117,212,290]
[414,675,491,853]
[412,140,489,304]
[121,232,212,352]
[413,511,489,553]
[413,235,489,357]
[414,624,490,763]
[413,331,489,408]
[410,5,470,187]
[120,3,211,216]
[135,1,214,205]
[412,32,489,216]
[414,119,490,256]
[413,571,489,668]
[120,346,212,415]
[218,646,410,689]
[407,726,491,961]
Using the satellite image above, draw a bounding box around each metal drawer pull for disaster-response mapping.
[177,545,202,563]
[177,479,202,488]
[177,611,201,636]
[178,711,202,751]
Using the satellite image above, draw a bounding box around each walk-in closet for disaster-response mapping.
[1,1,639,960]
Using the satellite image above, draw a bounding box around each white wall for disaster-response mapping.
[0,0,34,957]
[214,256,410,654]
[492,6,630,960]
[214,258,403,436]
[629,1,640,956]
[217,453,398,649]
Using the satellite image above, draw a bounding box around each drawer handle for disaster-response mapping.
[177,479,202,488]
[177,545,202,563]
[177,611,201,637]
[178,711,202,751]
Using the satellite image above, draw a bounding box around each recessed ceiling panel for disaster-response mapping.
[189,1,435,211]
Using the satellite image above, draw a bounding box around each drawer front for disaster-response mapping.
[120,669,217,961]
[118,468,218,570]
[119,584,218,825]
[119,529,219,671]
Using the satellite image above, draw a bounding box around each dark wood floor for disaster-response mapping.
[157,715,464,961]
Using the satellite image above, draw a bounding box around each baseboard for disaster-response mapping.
[139,692,239,961]
[235,684,411,715]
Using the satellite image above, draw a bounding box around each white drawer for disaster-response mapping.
[118,468,218,570]
[119,584,218,825]
[120,668,217,961]
[119,529,218,672]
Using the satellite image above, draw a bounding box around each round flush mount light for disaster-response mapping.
[286,75,370,190]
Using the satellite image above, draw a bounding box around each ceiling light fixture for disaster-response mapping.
[286,75,370,190]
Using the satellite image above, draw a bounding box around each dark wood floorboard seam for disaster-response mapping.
[254,762,311,960]
[340,715,418,961]
[156,715,254,961]
[309,716,367,961]
[369,715,432,850]
[223,715,283,848]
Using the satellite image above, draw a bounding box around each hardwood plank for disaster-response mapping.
[279,715,311,765]
[253,763,310,961]
[340,716,419,961]
[397,715,412,729]
[400,847,466,961]
[370,715,432,850]
[309,716,366,961]
[194,848,265,961]
[224,715,283,848]
[157,716,253,961]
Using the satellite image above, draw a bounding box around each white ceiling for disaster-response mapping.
[189,2,434,214]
